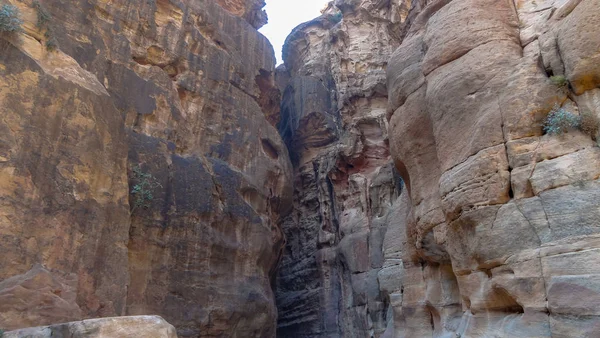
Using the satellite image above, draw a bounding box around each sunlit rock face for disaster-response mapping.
[0,0,290,336]
[386,0,600,337]
[275,1,409,336]
[215,0,269,29]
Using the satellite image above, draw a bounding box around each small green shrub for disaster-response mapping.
[328,12,343,24]
[130,165,161,211]
[44,30,57,51]
[0,328,4,337]
[550,75,568,88]
[0,4,23,33]
[543,104,580,135]
[32,0,51,28]
[32,1,57,51]
[45,36,57,51]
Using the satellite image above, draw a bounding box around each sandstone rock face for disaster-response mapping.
[0,0,289,336]
[275,1,408,336]
[277,0,600,337]
[0,36,130,326]
[3,0,599,336]
[4,316,177,338]
[216,0,268,29]
[385,0,600,337]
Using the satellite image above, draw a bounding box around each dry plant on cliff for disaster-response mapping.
[580,111,600,140]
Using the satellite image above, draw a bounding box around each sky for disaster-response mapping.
[259,0,330,65]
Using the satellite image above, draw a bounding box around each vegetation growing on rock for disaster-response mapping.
[0,4,22,34]
[130,165,161,212]
[327,11,343,24]
[32,0,57,51]
[544,105,580,135]
[32,0,50,27]
[550,75,569,88]
[543,104,600,139]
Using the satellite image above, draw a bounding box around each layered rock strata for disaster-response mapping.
[0,0,290,336]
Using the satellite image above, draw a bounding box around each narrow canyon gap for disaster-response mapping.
[274,0,600,337]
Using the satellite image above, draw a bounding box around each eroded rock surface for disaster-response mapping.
[4,316,177,338]
[216,0,269,29]
[2,0,599,336]
[0,0,289,336]
[277,0,600,337]
[385,0,600,336]
[0,36,130,326]
[275,1,408,336]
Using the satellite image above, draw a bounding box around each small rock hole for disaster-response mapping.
[261,139,279,160]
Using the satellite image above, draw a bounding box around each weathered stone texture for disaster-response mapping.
[4,316,177,338]
[2,0,600,336]
[385,0,600,336]
[0,0,289,336]
[274,0,600,336]
[216,0,269,29]
[0,37,130,326]
[275,1,408,336]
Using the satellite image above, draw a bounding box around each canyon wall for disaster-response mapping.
[0,0,290,336]
[275,1,408,336]
[386,0,600,336]
[278,0,600,337]
[2,0,600,337]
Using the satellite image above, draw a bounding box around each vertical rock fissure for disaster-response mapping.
[274,1,405,336]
